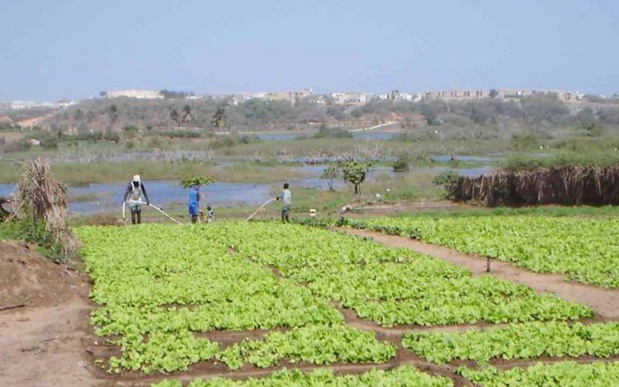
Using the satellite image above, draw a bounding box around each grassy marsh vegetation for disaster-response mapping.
[3,95,619,222]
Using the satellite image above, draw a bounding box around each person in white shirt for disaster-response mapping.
[123,175,149,224]
[276,183,291,223]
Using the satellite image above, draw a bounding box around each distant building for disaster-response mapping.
[266,89,314,103]
[235,92,268,102]
[57,99,78,108]
[3,101,63,110]
[105,90,163,99]
[417,88,584,103]
[423,89,490,100]
[329,92,369,105]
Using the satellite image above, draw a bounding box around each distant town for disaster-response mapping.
[1,87,616,111]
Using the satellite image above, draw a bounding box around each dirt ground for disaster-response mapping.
[2,224,619,387]
[0,241,102,386]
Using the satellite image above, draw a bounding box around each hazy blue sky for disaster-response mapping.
[1,0,618,101]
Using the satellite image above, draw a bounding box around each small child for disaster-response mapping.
[206,205,214,223]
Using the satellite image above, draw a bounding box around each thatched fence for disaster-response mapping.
[454,166,619,206]
[10,158,80,259]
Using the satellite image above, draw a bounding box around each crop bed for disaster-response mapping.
[343,216,619,288]
[76,222,619,385]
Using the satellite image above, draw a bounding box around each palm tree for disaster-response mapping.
[211,105,228,131]
[169,108,180,127]
[181,105,192,123]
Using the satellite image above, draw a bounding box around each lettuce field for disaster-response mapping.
[75,221,619,386]
[344,216,619,288]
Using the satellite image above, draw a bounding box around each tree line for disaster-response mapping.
[10,93,619,136]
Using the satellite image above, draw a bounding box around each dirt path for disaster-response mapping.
[0,296,103,386]
[340,228,619,319]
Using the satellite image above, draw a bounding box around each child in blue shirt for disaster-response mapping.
[188,185,201,223]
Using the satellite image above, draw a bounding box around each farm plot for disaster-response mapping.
[77,225,393,375]
[344,216,619,288]
[403,321,619,364]
[76,222,602,385]
[224,223,591,326]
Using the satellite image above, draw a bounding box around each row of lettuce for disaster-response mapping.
[338,216,619,288]
[153,362,619,387]
[76,222,619,385]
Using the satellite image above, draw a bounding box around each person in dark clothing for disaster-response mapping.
[123,175,150,224]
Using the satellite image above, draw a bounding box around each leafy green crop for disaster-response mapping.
[75,222,595,376]
[403,321,619,364]
[154,366,453,386]
[458,361,619,386]
[76,224,399,374]
[218,223,592,326]
[77,225,348,373]
[345,216,619,288]
[216,325,396,369]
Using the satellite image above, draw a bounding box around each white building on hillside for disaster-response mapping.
[105,90,163,99]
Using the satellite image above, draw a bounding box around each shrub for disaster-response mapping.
[510,133,539,150]
[341,161,371,194]
[393,154,410,172]
[314,124,353,139]
[159,130,202,139]
[432,170,459,200]
[103,129,120,142]
[40,136,58,149]
[321,164,339,191]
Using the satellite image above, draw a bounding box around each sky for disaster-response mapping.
[1,0,618,101]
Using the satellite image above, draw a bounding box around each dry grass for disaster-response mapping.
[12,158,80,260]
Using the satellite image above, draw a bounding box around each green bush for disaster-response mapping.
[40,137,58,149]
[314,125,353,139]
[432,170,459,200]
[158,130,202,139]
[393,154,410,172]
[0,217,64,260]
[510,133,539,150]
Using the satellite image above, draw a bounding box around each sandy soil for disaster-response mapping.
[0,241,101,386]
[0,296,102,386]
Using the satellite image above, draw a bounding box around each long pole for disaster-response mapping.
[246,198,276,222]
[148,203,183,224]
[122,201,126,225]
[123,201,183,225]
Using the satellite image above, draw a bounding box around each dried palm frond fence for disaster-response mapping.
[10,158,80,261]
[454,166,619,207]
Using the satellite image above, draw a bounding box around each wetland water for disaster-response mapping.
[0,159,494,214]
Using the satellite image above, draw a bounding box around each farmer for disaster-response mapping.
[188,185,201,223]
[276,182,292,222]
[124,175,149,224]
